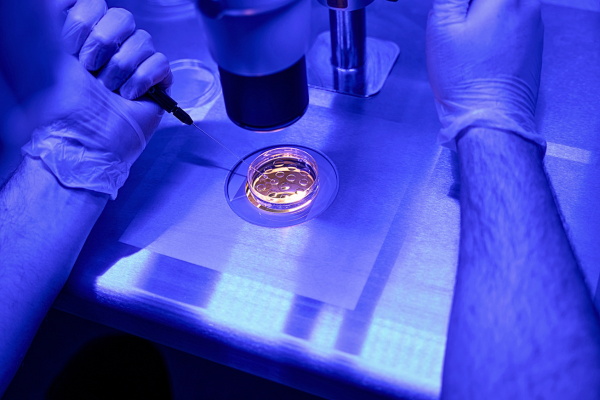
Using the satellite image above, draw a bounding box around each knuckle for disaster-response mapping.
[135,29,155,50]
[112,7,136,29]
[90,0,107,8]
[162,70,174,90]
[129,73,152,95]
[136,29,153,42]
[70,14,94,33]
[152,53,172,80]
[116,57,135,74]
[111,7,132,18]
[140,75,154,90]
[90,31,115,48]
[90,0,108,14]
[120,80,133,97]
[154,52,169,66]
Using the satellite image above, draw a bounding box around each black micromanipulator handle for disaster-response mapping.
[145,85,193,126]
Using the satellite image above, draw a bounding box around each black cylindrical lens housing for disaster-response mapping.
[218,57,309,132]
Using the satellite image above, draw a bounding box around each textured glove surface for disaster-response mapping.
[426,0,546,153]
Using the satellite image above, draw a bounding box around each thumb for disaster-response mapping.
[431,0,472,23]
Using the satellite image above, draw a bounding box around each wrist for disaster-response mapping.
[22,123,138,200]
[436,108,545,156]
[456,126,555,227]
[14,156,109,219]
[455,127,578,272]
[457,127,544,162]
[0,156,108,278]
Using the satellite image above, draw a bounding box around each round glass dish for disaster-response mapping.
[225,145,339,228]
[246,147,319,213]
[169,59,220,117]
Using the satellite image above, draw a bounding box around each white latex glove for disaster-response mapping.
[426,0,546,154]
[22,0,173,199]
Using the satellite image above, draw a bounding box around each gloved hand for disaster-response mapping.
[426,0,546,154]
[22,0,172,199]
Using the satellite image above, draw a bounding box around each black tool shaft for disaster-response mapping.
[146,86,193,125]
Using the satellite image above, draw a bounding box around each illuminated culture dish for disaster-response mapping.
[246,147,319,213]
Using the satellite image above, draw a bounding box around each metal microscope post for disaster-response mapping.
[330,9,366,70]
[307,0,400,97]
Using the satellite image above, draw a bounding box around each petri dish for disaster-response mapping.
[225,145,339,228]
[246,147,319,213]
[169,59,220,118]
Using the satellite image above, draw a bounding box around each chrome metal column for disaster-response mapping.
[330,9,366,70]
[307,1,400,97]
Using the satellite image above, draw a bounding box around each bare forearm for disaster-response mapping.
[0,156,107,393]
[441,128,600,399]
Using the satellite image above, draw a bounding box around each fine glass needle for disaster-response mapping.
[145,86,266,179]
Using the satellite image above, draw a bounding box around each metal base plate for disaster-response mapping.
[307,31,400,98]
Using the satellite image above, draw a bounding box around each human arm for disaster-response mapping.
[0,157,108,392]
[446,128,600,398]
[0,0,172,392]
[426,0,600,398]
